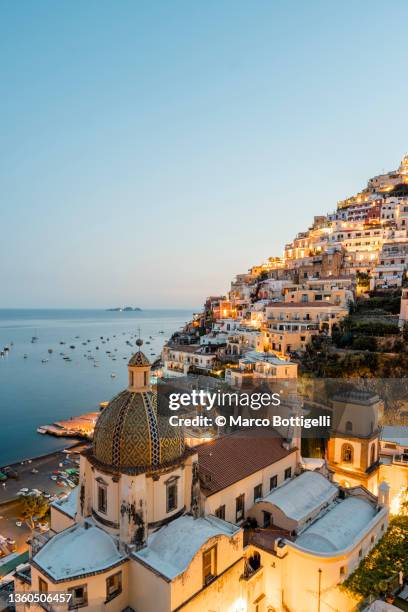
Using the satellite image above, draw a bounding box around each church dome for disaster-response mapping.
[92,348,185,471]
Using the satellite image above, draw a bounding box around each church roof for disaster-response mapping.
[51,488,78,519]
[33,523,126,581]
[261,471,338,522]
[197,429,294,496]
[92,390,184,470]
[134,515,240,580]
[295,496,377,553]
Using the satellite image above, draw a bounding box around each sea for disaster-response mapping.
[0,309,193,466]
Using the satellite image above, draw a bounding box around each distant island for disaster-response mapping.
[106,307,142,312]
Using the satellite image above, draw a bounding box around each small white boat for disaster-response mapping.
[37,427,47,434]
[110,373,116,378]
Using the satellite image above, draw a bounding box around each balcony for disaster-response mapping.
[393,454,408,466]
[166,363,185,373]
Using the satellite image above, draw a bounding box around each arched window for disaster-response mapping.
[370,443,376,465]
[342,444,353,464]
[345,421,353,433]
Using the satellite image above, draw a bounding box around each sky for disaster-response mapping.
[1,0,408,309]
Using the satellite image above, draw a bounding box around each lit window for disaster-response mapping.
[106,571,122,602]
[202,546,217,585]
[342,444,353,463]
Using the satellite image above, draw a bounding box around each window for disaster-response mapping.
[284,467,292,480]
[68,585,88,610]
[215,505,225,520]
[166,479,178,513]
[98,484,107,514]
[254,484,262,502]
[270,475,278,490]
[202,545,217,585]
[248,551,261,573]
[342,444,353,464]
[345,420,353,433]
[236,494,245,522]
[263,511,272,528]
[38,577,48,593]
[370,443,376,465]
[106,571,122,602]
[358,548,362,558]
[144,371,148,386]
[340,566,346,576]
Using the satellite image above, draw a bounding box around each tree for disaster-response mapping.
[342,516,408,599]
[400,487,408,516]
[403,322,408,343]
[19,493,49,530]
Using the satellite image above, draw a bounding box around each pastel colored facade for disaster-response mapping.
[262,301,347,356]
[379,426,408,515]
[225,351,297,386]
[162,343,217,376]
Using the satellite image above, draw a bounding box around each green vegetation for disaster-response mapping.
[342,516,408,600]
[19,493,49,530]
[356,271,370,289]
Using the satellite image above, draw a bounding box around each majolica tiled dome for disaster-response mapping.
[128,351,150,367]
[92,350,184,471]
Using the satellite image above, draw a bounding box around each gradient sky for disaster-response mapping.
[1,1,408,309]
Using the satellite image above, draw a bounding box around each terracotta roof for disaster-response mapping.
[196,429,294,496]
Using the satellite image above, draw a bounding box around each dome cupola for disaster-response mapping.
[92,340,184,472]
[128,339,151,392]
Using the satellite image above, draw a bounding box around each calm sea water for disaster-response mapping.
[0,309,193,466]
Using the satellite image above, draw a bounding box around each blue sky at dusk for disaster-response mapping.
[1,1,408,308]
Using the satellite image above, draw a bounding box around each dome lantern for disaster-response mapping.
[128,339,151,392]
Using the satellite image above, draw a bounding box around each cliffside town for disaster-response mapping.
[8,155,408,612]
[163,154,408,384]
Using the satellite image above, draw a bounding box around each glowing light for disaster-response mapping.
[230,599,247,612]
[390,486,407,516]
